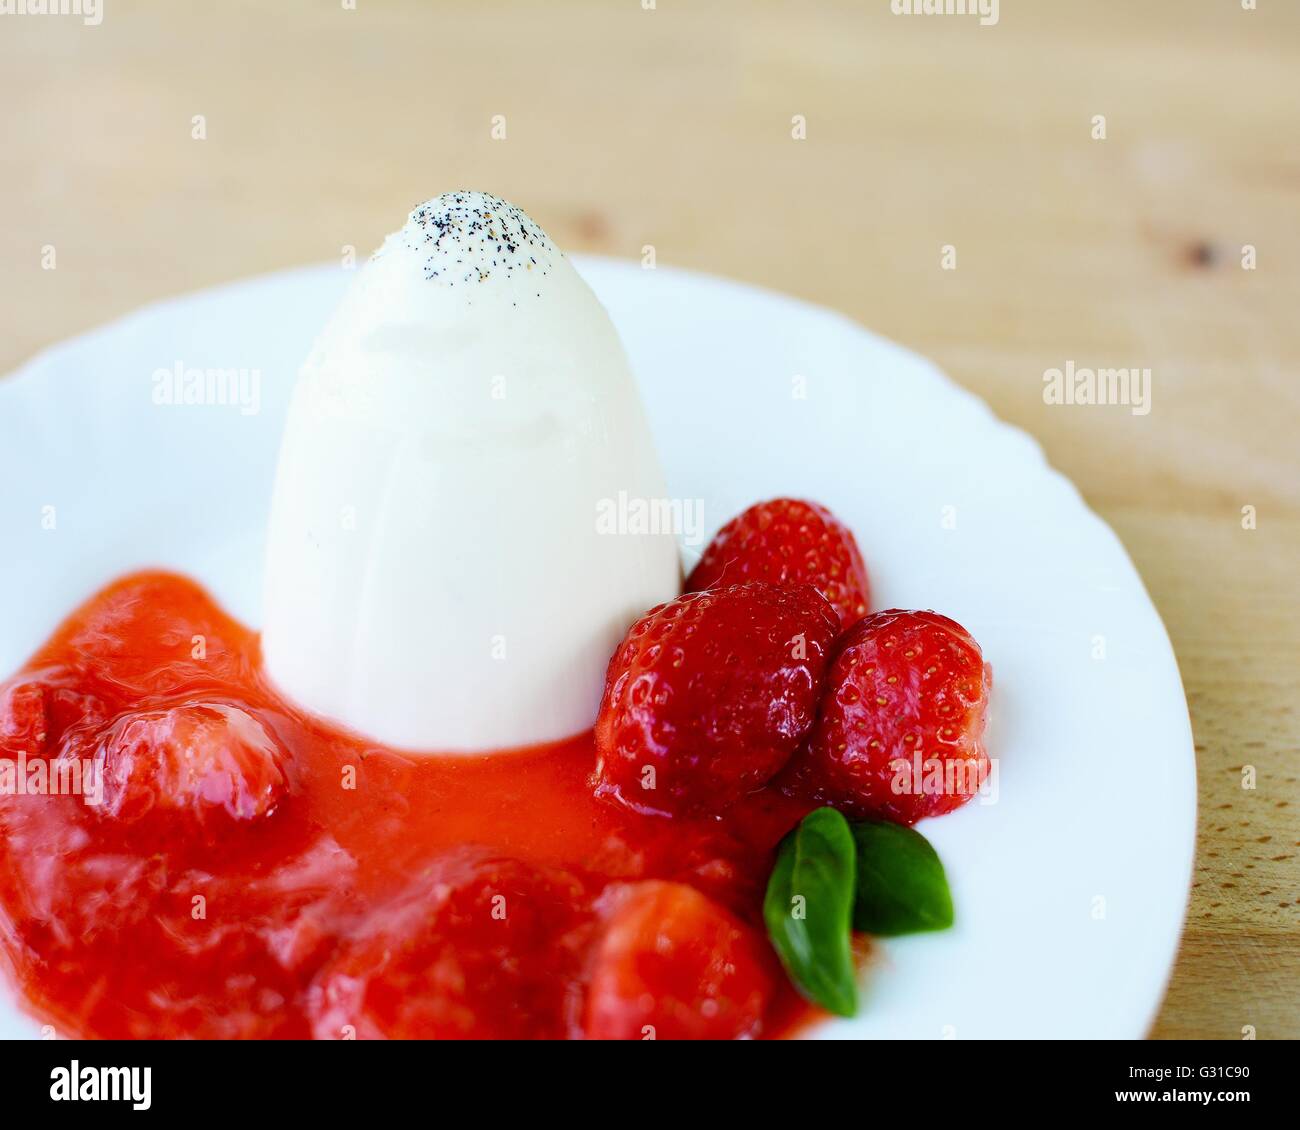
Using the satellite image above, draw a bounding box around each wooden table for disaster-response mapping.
[2,0,1296,1039]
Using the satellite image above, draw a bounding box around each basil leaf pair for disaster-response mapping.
[763,808,954,1017]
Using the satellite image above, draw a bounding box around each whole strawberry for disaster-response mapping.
[792,609,991,825]
[593,582,841,817]
[686,498,871,628]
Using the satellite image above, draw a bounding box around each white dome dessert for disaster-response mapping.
[261,192,681,751]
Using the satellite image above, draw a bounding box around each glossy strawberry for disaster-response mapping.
[792,609,991,825]
[0,672,112,762]
[593,582,841,817]
[687,498,871,628]
[308,851,593,1040]
[585,881,775,1040]
[0,678,48,757]
[94,702,287,824]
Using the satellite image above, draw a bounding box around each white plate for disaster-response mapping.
[0,258,1195,1039]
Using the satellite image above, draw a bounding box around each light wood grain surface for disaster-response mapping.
[1,0,1296,1039]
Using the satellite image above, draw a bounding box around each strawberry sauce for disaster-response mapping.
[0,572,817,1039]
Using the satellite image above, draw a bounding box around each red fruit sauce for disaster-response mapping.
[0,572,820,1039]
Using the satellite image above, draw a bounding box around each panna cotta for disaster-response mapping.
[261,191,680,751]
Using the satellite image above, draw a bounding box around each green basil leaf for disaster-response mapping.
[849,820,954,936]
[763,806,858,1017]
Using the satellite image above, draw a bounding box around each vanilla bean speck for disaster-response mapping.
[374,190,560,292]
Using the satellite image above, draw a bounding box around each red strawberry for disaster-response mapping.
[686,498,871,628]
[593,582,840,817]
[94,702,287,825]
[585,881,775,1040]
[308,851,592,1040]
[0,678,49,757]
[0,673,111,761]
[792,609,991,825]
